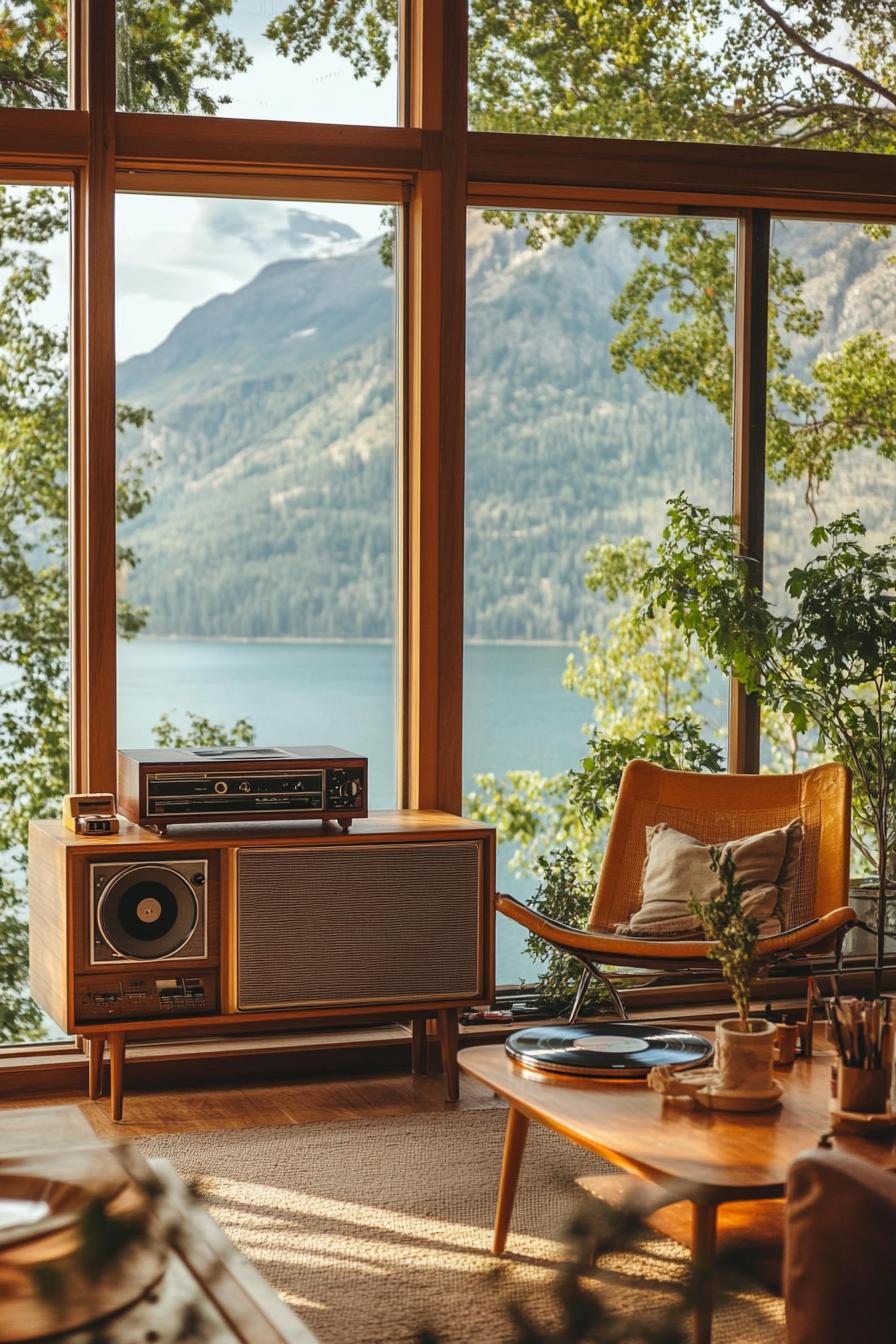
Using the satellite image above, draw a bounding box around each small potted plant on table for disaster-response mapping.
[698,847,780,1102]
[648,845,782,1109]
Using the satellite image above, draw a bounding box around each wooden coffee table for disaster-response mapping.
[460,1039,896,1344]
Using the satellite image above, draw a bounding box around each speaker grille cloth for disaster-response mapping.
[237,842,481,1009]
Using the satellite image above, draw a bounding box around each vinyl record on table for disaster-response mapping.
[505,1022,713,1077]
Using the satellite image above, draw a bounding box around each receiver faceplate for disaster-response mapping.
[117,746,368,832]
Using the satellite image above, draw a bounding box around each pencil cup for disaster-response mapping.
[837,1064,890,1114]
[774,1022,799,1064]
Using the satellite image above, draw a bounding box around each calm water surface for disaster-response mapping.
[118,638,590,985]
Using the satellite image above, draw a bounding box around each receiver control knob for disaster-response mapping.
[214,780,228,794]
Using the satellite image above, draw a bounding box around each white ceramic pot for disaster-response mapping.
[715,1018,777,1093]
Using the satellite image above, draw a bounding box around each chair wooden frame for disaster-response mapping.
[497,760,857,1020]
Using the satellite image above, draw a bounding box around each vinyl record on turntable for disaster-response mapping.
[505,1022,713,1077]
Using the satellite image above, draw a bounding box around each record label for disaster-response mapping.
[571,1034,650,1054]
[505,1022,713,1077]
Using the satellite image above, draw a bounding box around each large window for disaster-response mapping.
[115,194,398,805]
[464,208,735,985]
[1,4,894,1046]
[765,217,896,605]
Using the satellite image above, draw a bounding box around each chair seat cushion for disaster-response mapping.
[616,818,803,938]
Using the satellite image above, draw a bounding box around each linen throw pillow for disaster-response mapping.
[617,818,803,939]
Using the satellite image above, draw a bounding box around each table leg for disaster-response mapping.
[691,1201,718,1344]
[411,1017,427,1074]
[436,1009,459,1102]
[109,1033,126,1123]
[493,1106,530,1254]
[87,1036,105,1100]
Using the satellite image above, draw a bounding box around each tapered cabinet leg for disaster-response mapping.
[493,1106,530,1254]
[109,1033,126,1123]
[87,1037,105,1100]
[436,1009,459,1101]
[691,1201,718,1344]
[411,1017,427,1074]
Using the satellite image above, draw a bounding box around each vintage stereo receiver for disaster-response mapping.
[117,745,367,832]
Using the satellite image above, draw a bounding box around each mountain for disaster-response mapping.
[116,212,896,642]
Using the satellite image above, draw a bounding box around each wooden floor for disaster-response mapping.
[0,1065,503,1141]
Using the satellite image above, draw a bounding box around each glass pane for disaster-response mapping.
[765,218,896,605]
[469,3,896,152]
[116,1,398,123]
[0,1,69,107]
[463,209,735,992]
[763,217,896,951]
[0,184,70,1043]
[116,196,398,807]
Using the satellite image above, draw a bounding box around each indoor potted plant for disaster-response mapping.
[642,502,896,993]
[648,844,782,1109]
[696,846,779,1100]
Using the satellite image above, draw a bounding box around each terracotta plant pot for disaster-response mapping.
[715,1018,778,1093]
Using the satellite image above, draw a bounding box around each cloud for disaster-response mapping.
[199,199,359,257]
[115,197,378,360]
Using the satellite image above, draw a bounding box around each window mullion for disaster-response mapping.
[402,0,468,812]
[75,0,118,793]
[729,208,771,773]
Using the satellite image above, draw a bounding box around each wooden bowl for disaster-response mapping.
[829,1104,896,1136]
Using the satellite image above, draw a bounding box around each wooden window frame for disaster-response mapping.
[0,3,894,1024]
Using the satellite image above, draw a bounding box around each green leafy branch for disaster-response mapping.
[693,846,761,1028]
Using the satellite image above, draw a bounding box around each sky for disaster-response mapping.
[36,4,398,359]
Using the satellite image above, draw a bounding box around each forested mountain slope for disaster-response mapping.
[117,213,895,641]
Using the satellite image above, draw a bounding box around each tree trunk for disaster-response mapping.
[875,821,889,998]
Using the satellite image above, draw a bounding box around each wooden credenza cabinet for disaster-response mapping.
[28,811,496,1119]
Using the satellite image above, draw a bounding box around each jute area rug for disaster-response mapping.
[139,1108,784,1344]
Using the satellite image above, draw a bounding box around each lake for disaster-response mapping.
[118,637,593,988]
